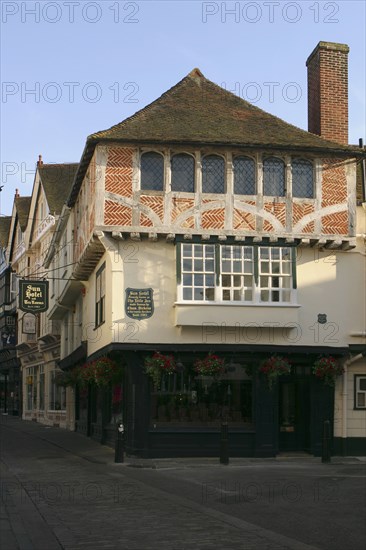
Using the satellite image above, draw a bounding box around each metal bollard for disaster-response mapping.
[321,420,331,463]
[220,421,229,465]
[115,422,124,463]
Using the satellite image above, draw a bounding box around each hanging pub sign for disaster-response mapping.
[22,313,36,334]
[19,280,49,313]
[125,288,154,320]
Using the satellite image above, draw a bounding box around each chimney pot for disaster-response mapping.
[37,154,43,166]
[15,188,20,198]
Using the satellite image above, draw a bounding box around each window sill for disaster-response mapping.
[174,302,300,326]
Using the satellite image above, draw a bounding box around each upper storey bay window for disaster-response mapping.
[139,152,314,197]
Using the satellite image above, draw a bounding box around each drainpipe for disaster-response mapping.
[341,353,364,455]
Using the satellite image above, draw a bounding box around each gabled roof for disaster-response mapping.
[89,69,359,153]
[39,163,78,215]
[15,197,31,232]
[0,217,11,248]
[68,69,365,206]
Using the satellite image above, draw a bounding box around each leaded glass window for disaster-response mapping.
[233,157,256,195]
[202,155,225,194]
[141,152,164,191]
[263,157,285,196]
[292,159,314,198]
[171,153,195,192]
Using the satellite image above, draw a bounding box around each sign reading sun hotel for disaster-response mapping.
[19,280,49,313]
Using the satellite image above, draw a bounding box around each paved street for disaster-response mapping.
[1,416,365,550]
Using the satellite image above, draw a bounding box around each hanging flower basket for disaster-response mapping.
[54,368,81,388]
[144,352,177,390]
[194,354,225,377]
[79,358,123,388]
[312,356,343,386]
[259,355,291,389]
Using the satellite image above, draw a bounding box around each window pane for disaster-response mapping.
[357,394,365,407]
[194,288,204,300]
[223,290,230,300]
[194,274,204,286]
[263,158,285,196]
[233,156,255,194]
[194,259,203,271]
[182,274,192,286]
[244,261,253,273]
[222,260,231,273]
[261,262,269,273]
[282,290,291,302]
[206,246,215,258]
[359,378,366,391]
[202,155,225,193]
[233,275,241,287]
[261,290,269,301]
[183,288,192,300]
[194,244,203,257]
[183,244,193,257]
[171,154,195,192]
[205,288,215,300]
[141,152,164,191]
[292,159,313,198]
[222,275,231,287]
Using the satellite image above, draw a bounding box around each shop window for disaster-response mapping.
[263,157,285,196]
[95,263,105,327]
[49,370,66,411]
[141,152,164,191]
[25,366,38,411]
[233,156,256,195]
[202,155,225,193]
[150,363,253,428]
[39,366,45,411]
[171,153,195,192]
[354,375,366,409]
[292,159,314,198]
[178,243,295,304]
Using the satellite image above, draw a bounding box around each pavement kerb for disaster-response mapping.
[1,415,365,470]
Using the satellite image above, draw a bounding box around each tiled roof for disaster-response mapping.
[89,69,360,154]
[68,69,365,207]
[15,197,31,232]
[0,216,11,248]
[39,163,78,214]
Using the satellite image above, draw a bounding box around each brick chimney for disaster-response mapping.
[306,41,349,145]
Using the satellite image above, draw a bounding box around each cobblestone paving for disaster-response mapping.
[1,417,320,550]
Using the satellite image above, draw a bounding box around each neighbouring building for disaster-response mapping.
[0,215,20,415]
[31,42,366,456]
[8,161,78,428]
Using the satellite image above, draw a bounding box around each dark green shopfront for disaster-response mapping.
[63,345,349,459]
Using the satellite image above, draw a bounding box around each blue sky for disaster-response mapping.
[1,0,365,215]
